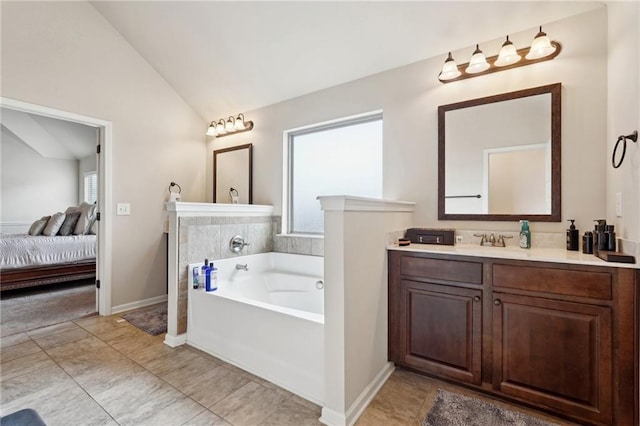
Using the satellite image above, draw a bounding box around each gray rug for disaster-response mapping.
[1,281,96,337]
[423,389,559,426]
[122,303,167,336]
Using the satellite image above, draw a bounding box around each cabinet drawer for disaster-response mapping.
[400,256,482,284]
[493,264,612,300]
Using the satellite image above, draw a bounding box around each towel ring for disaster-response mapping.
[168,182,182,194]
[612,130,638,169]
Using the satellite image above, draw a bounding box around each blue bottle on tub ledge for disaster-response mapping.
[206,262,218,292]
[519,220,531,249]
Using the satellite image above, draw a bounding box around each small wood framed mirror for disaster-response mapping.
[213,143,253,204]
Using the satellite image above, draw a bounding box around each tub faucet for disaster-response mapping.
[235,263,249,271]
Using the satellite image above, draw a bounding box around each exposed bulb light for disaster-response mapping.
[205,114,254,137]
[234,113,246,130]
[438,52,462,81]
[465,44,490,74]
[526,26,556,60]
[206,122,216,136]
[494,36,521,67]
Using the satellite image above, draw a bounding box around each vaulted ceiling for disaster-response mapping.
[91,1,602,122]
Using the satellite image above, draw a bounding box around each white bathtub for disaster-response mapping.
[187,252,325,405]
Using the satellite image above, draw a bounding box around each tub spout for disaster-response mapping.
[235,263,249,271]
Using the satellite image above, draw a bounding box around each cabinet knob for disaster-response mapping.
[494,299,502,306]
[473,296,481,302]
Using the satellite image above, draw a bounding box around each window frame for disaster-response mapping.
[282,110,383,236]
[83,171,98,204]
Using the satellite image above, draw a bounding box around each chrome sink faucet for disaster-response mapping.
[235,263,248,271]
[474,233,513,247]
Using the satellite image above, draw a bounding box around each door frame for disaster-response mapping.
[1,97,113,315]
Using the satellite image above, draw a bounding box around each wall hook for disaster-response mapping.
[612,130,638,169]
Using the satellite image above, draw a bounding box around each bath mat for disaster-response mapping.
[122,303,167,336]
[423,389,559,426]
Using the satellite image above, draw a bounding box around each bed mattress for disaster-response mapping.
[0,234,96,269]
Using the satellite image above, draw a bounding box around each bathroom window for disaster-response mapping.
[285,112,383,235]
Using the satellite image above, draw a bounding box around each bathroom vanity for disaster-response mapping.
[388,245,639,426]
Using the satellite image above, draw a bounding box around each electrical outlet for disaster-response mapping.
[116,203,131,216]
[455,235,464,244]
[616,192,623,217]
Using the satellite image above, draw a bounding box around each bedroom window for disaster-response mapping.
[284,111,383,235]
[84,172,97,204]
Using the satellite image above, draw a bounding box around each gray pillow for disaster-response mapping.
[28,216,50,236]
[58,211,81,236]
[73,202,97,235]
[42,212,66,236]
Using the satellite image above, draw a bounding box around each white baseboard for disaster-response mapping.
[320,362,395,426]
[111,294,167,314]
[164,333,187,347]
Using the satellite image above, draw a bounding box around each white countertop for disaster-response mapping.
[388,243,639,269]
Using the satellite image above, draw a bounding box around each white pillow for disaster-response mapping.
[88,216,98,235]
[28,216,50,236]
[73,202,97,235]
[42,212,66,236]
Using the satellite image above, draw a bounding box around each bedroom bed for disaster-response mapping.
[0,234,96,292]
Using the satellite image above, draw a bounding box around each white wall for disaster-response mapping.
[1,2,207,306]
[223,8,607,238]
[1,127,78,230]
[607,2,640,256]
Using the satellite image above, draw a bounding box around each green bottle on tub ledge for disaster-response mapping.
[519,220,531,249]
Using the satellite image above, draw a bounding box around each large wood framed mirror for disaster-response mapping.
[213,143,253,204]
[438,83,561,221]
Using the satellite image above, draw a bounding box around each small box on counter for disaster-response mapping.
[405,228,455,245]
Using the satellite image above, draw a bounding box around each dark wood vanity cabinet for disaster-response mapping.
[388,250,638,426]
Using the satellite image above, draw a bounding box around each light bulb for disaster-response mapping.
[526,26,556,60]
[438,52,462,81]
[235,114,245,130]
[225,117,234,132]
[216,119,226,135]
[465,44,490,74]
[495,36,521,67]
[206,122,216,136]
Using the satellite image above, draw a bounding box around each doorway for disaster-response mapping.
[1,97,112,317]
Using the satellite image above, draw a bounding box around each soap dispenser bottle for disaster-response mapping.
[593,220,607,256]
[566,219,579,251]
[519,220,531,249]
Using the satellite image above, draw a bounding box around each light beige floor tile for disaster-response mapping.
[49,341,128,379]
[260,397,323,425]
[210,381,289,425]
[0,333,30,348]
[182,409,232,426]
[0,376,116,426]
[99,326,159,354]
[159,352,225,389]
[0,340,42,362]
[73,356,147,395]
[172,364,251,408]
[31,326,91,350]
[127,336,185,365]
[136,395,205,426]
[93,371,192,425]
[0,351,55,381]
[1,364,70,405]
[26,321,80,339]
[136,345,202,376]
[74,315,130,335]
[45,335,109,359]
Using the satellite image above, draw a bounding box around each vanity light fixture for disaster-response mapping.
[438,26,561,83]
[206,113,254,137]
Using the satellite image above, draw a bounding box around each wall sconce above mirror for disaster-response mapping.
[438,83,561,222]
[207,113,254,137]
[439,26,561,83]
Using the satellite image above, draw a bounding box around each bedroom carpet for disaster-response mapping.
[423,389,559,426]
[0,280,96,337]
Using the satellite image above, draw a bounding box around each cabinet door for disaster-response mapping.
[493,292,612,425]
[399,279,482,384]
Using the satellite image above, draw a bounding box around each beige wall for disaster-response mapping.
[228,8,608,238]
[607,2,640,255]
[1,2,207,307]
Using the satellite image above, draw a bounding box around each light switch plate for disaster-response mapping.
[615,192,622,217]
[116,203,131,216]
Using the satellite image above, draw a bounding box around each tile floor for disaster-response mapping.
[1,310,572,426]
